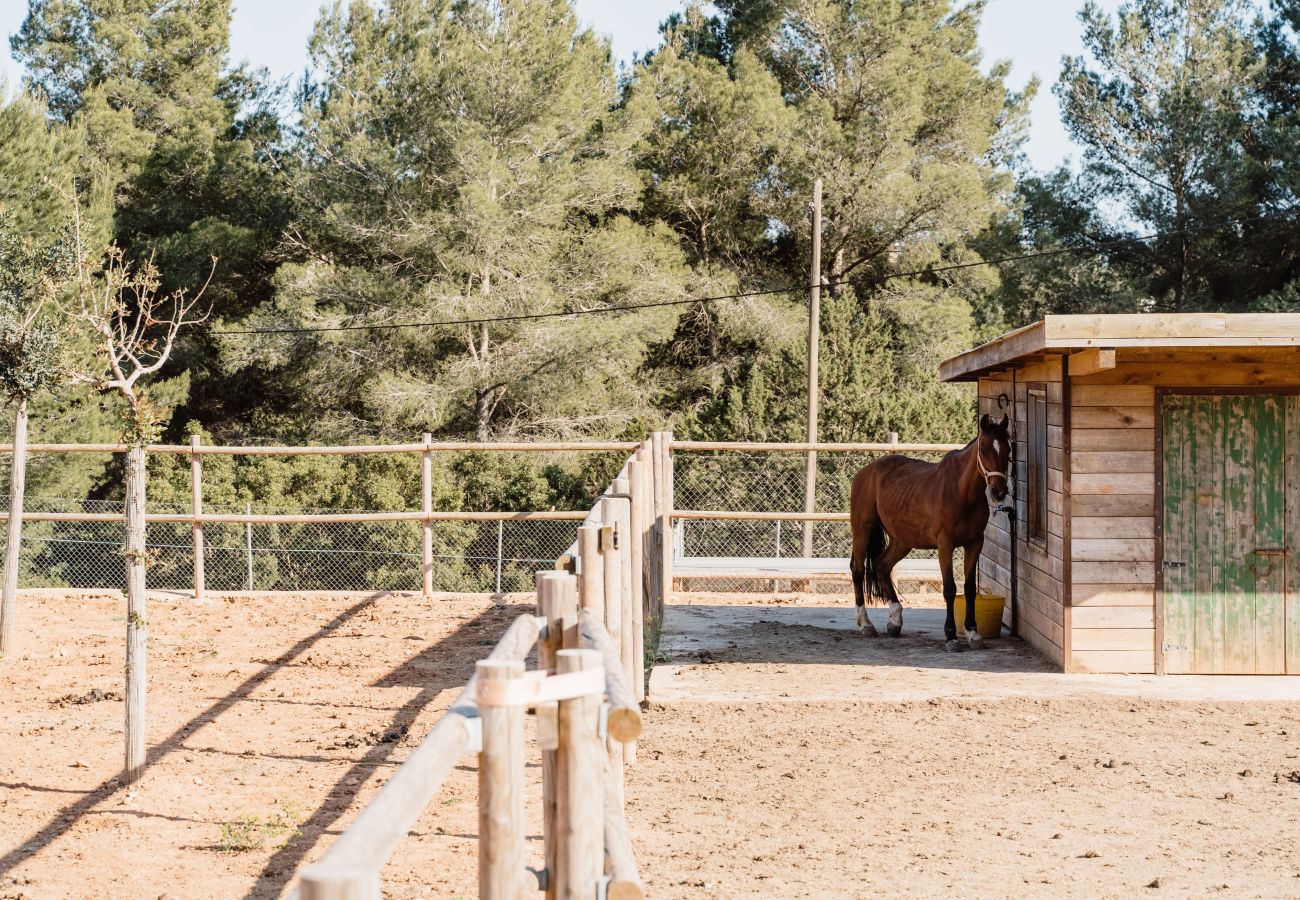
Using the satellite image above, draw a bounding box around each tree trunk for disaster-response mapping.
[474,272,493,439]
[474,387,493,442]
[1174,191,1187,312]
[0,396,29,656]
[830,246,844,298]
[123,443,148,781]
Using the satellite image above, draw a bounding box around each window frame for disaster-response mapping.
[1026,387,1048,546]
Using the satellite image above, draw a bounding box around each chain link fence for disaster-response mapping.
[4,496,578,593]
[672,449,958,597]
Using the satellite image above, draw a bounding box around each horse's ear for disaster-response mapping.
[998,414,1008,431]
[978,413,991,431]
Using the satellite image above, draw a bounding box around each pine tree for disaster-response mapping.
[641,0,1029,443]
[12,0,294,432]
[1057,0,1264,310]
[223,0,691,441]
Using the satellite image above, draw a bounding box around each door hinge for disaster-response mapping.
[1161,560,1188,570]
[1161,642,1186,653]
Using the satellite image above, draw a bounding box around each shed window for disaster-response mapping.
[1027,389,1048,544]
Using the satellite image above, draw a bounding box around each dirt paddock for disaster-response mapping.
[2,590,1299,898]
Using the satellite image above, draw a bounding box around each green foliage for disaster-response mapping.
[0,85,78,236]
[0,214,71,401]
[216,800,300,853]
[1053,0,1281,310]
[5,0,1298,538]
[0,306,61,401]
[214,0,691,442]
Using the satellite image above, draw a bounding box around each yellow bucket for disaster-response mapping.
[952,593,1005,639]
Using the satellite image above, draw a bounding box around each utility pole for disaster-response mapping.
[803,178,822,558]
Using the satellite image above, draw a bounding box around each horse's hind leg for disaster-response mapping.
[849,518,878,637]
[873,538,912,637]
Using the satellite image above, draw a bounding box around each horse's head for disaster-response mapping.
[976,413,1011,502]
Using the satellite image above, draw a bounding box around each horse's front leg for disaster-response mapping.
[963,536,985,648]
[938,537,959,652]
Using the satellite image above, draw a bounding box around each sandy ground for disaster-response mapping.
[637,601,1300,898]
[3,590,1300,899]
[0,589,539,899]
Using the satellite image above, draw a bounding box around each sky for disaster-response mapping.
[0,0,1125,173]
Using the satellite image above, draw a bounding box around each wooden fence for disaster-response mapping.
[294,442,665,898]
[0,436,639,602]
[288,436,963,896]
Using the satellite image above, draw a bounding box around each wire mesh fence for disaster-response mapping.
[0,442,962,598]
[671,448,958,597]
[4,497,579,593]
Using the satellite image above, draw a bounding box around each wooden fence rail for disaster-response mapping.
[0,441,640,455]
[292,437,667,899]
[295,572,644,900]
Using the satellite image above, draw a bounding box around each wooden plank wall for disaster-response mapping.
[978,359,1066,668]
[1069,351,1300,674]
[1067,382,1157,673]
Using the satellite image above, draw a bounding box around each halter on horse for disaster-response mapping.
[848,414,1012,651]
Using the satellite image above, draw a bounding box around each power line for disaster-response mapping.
[210,211,1295,338]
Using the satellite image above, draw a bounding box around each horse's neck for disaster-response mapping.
[953,443,985,507]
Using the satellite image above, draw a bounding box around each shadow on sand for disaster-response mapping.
[0,592,535,900]
[660,605,1054,675]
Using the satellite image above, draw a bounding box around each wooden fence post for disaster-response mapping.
[244,502,254,591]
[597,510,622,764]
[608,480,637,767]
[626,462,647,705]
[536,572,567,900]
[300,865,380,900]
[123,444,148,781]
[649,434,665,624]
[555,648,604,900]
[190,434,205,601]
[576,525,603,624]
[421,433,433,599]
[598,496,624,795]
[0,396,28,656]
[660,431,674,610]
[611,478,633,673]
[478,657,526,900]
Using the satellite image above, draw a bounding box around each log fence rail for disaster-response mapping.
[296,439,664,899]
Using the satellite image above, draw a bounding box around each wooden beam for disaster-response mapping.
[1068,348,1116,377]
[938,319,1047,383]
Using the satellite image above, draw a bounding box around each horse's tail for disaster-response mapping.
[864,521,886,602]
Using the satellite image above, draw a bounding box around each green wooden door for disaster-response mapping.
[1162,394,1293,674]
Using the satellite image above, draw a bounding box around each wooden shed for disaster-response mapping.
[940,314,1300,675]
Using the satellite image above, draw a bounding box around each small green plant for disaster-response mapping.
[217,801,300,853]
[644,617,667,668]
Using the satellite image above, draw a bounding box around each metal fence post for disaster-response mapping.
[245,502,254,591]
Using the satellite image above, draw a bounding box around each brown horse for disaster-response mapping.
[849,414,1011,651]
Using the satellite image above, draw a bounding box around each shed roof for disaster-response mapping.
[939,313,1300,383]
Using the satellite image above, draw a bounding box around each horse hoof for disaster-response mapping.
[944,639,961,653]
[887,601,903,637]
[860,622,879,637]
[966,629,984,649]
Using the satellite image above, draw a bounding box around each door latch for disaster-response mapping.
[1161,560,1187,571]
